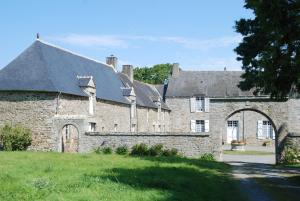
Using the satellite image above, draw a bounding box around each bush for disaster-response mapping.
[0,124,32,151]
[102,147,112,154]
[131,143,149,156]
[94,147,102,154]
[282,146,299,164]
[199,153,216,161]
[149,144,164,156]
[162,148,178,157]
[170,148,178,156]
[116,145,128,155]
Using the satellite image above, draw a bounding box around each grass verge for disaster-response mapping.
[0,151,244,201]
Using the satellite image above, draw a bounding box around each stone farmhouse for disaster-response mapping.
[0,39,299,161]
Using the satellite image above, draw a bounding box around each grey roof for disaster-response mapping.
[166,71,256,98]
[0,40,130,104]
[78,77,94,87]
[119,73,170,110]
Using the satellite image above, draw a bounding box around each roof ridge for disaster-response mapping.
[36,39,115,71]
[181,70,243,72]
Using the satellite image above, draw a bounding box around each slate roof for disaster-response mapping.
[0,40,130,104]
[119,73,170,110]
[165,71,257,98]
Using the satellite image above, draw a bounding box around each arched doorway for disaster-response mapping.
[61,124,79,153]
[223,108,277,164]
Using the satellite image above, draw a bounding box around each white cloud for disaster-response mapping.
[46,34,242,50]
[46,34,129,48]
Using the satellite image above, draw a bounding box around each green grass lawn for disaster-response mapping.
[0,152,245,201]
[223,150,274,155]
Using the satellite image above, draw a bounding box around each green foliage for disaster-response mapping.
[148,144,164,156]
[94,147,113,154]
[235,0,300,100]
[199,153,216,161]
[116,145,129,155]
[282,140,300,164]
[133,63,172,84]
[162,148,178,157]
[0,124,32,151]
[131,143,178,157]
[102,147,113,154]
[131,143,149,156]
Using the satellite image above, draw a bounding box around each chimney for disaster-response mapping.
[172,63,180,77]
[122,65,134,82]
[106,55,118,70]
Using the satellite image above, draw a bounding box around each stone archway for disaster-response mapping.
[61,124,79,153]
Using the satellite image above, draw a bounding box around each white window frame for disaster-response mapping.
[191,97,209,113]
[195,97,204,112]
[89,122,96,132]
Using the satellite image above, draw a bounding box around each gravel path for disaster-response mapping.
[223,154,300,201]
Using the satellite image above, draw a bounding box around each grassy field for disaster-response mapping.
[0,152,245,201]
[223,150,274,155]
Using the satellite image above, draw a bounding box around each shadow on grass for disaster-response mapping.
[86,156,244,201]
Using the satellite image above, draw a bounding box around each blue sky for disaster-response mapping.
[0,0,252,71]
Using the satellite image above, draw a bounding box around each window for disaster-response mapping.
[89,122,96,132]
[262,121,273,139]
[196,97,204,112]
[191,97,209,112]
[196,120,205,132]
[257,120,275,139]
[114,124,118,132]
[191,120,209,133]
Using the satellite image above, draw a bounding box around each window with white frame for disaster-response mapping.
[191,120,209,133]
[196,97,204,112]
[190,97,209,112]
[196,120,205,132]
[89,93,94,115]
[89,122,96,132]
[257,120,275,139]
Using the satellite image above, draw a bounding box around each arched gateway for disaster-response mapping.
[209,99,289,164]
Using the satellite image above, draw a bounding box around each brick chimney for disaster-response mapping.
[172,63,180,77]
[106,55,118,70]
[122,65,134,82]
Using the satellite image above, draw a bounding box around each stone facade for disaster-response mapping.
[0,92,57,151]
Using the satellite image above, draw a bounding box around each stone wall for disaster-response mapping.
[0,91,58,151]
[79,132,214,158]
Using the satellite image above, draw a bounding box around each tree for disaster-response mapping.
[235,0,300,100]
[133,63,172,84]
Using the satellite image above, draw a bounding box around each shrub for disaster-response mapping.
[102,147,112,154]
[131,143,149,156]
[94,147,102,154]
[149,144,164,156]
[116,145,128,155]
[282,146,299,164]
[0,124,32,151]
[199,153,216,161]
[170,148,178,156]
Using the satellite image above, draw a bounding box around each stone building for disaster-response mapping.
[0,39,299,161]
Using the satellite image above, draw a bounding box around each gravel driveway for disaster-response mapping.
[222,150,300,201]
